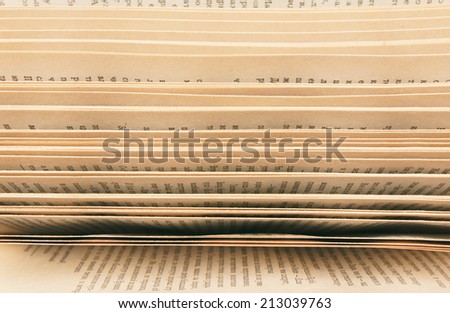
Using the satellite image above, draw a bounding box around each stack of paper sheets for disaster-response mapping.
[0,4,449,254]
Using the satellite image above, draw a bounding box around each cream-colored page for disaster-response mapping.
[0,172,450,195]
[3,132,450,143]
[2,39,450,55]
[0,52,448,84]
[3,6,450,19]
[2,91,450,107]
[0,1,447,295]
[0,245,448,292]
[0,240,448,253]
[1,242,448,252]
[3,106,450,130]
[1,82,449,96]
[1,241,448,252]
[2,0,450,9]
[5,139,450,149]
[2,234,450,243]
[3,146,450,160]
[3,28,450,43]
[1,206,449,220]
[0,238,449,253]
[4,138,450,148]
[2,16,450,32]
[2,155,450,174]
[2,129,450,138]
[0,193,449,210]
[3,134,450,146]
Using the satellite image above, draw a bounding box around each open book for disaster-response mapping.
[0,1,449,292]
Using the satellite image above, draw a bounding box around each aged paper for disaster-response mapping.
[1,39,450,55]
[3,155,450,174]
[0,3,448,294]
[0,214,448,236]
[3,28,450,44]
[1,171,450,195]
[4,106,450,130]
[1,52,449,84]
[2,90,450,107]
[1,82,449,95]
[0,193,449,210]
[0,245,449,292]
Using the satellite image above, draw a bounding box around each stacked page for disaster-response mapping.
[0,3,449,292]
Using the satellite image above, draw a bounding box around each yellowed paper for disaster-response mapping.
[0,245,448,292]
